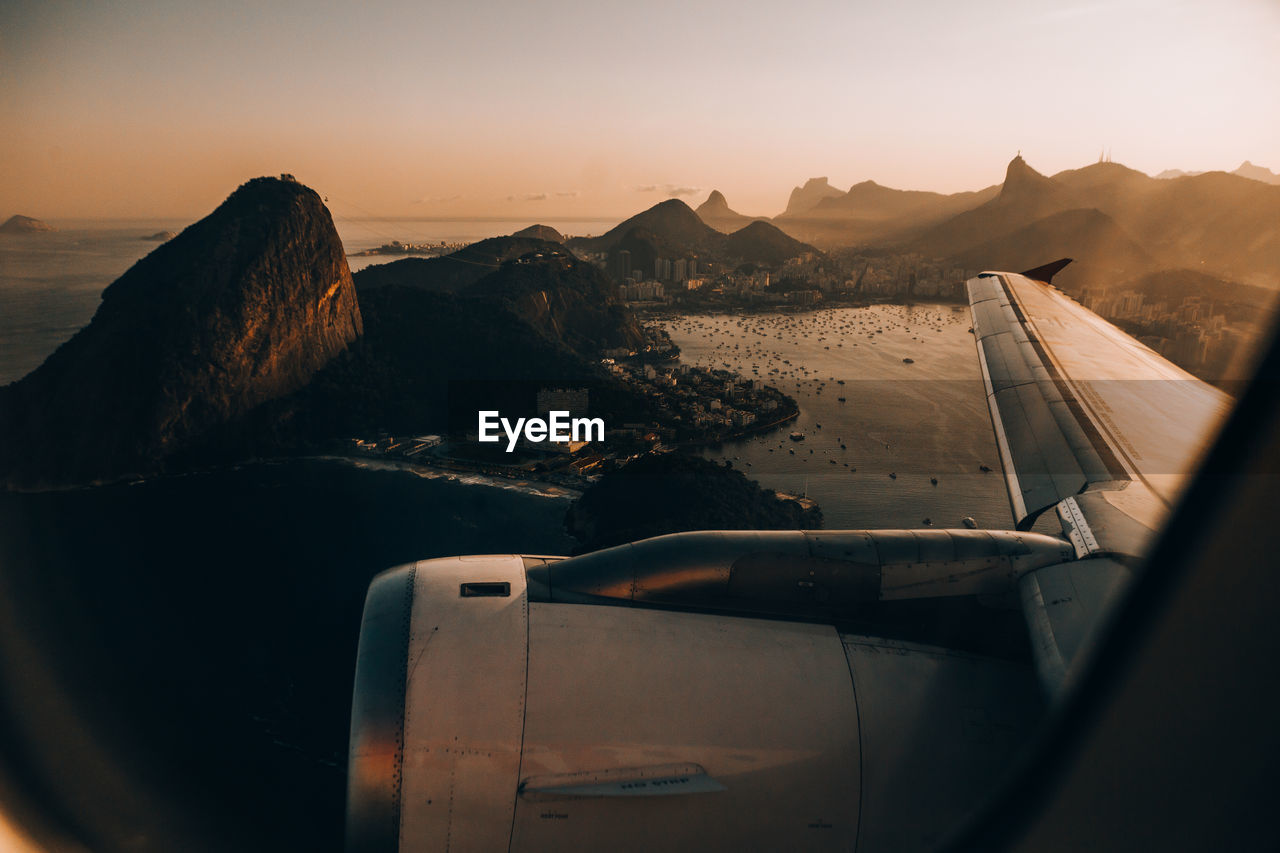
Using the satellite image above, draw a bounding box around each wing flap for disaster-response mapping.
[967,270,1230,534]
[971,276,1091,527]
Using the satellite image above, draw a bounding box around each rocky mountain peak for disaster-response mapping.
[784,177,844,216]
[1,175,362,487]
[1000,155,1058,200]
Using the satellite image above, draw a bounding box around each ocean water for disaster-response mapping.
[0,223,192,384]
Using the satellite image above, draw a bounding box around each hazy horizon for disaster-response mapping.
[3,0,1277,220]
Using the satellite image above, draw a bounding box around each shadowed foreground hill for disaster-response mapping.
[355,244,645,353]
[723,220,820,266]
[193,285,641,460]
[182,253,653,462]
[0,177,361,488]
[565,453,823,553]
[465,249,646,352]
[511,223,565,242]
[949,207,1155,293]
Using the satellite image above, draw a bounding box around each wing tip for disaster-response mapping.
[1020,258,1074,284]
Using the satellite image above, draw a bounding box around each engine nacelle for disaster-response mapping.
[347,547,1043,852]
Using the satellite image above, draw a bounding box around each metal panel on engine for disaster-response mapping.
[842,634,1044,852]
[511,605,860,851]
[398,556,529,853]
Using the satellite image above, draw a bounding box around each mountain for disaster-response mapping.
[1231,161,1280,186]
[573,197,819,272]
[353,236,562,292]
[1157,162,1280,185]
[783,177,844,216]
[913,156,1082,259]
[216,285,627,452]
[511,223,565,242]
[354,238,643,353]
[1130,172,1280,288]
[1049,162,1280,289]
[695,190,758,233]
[1049,161,1155,201]
[0,177,361,488]
[820,181,967,220]
[1116,268,1274,312]
[605,226,680,283]
[907,156,1280,293]
[722,221,820,266]
[463,248,646,353]
[569,199,721,255]
[948,207,1155,294]
[202,250,654,454]
[774,179,999,246]
[0,214,55,233]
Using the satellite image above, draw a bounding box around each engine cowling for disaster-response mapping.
[348,544,1044,852]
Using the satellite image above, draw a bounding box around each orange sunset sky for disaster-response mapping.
[2,0,1278,220]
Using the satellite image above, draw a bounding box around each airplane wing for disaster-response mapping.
[967,267,1232,692]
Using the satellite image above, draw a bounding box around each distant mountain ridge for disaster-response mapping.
[774,178,1000,246]
[908,156,1280,293]
[912,155,1084,259]
[695,190,760,233]
[783,178,844,216]
[571,198,819,270]
[1155,161,1280,185]
[570,199,723,256]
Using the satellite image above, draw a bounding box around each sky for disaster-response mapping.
[2,0,1278,220]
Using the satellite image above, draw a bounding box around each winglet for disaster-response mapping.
[1020,258,1073,284]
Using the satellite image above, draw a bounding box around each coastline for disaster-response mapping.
[316,453,584,499]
